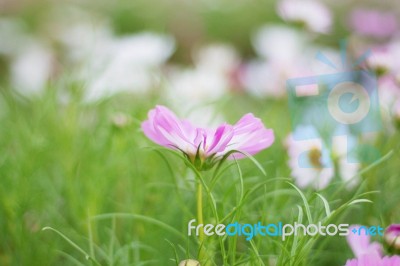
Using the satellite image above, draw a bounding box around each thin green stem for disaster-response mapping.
[197,181,204,243]
[197,180,207,263]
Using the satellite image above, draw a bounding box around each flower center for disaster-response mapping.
[308,147,322,168]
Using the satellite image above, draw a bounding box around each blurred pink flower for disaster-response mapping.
[385,224,400,249]
[345,253,400,266]
[349,9,398,38]
[345,225,400,265]
[347,225,383,258]
[277,0,332,33]
[141,105,274,168]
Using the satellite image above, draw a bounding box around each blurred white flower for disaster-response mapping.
[277,0,332,33]
[367,41,400,78]
[194,43,239,75]
[286,126,360,190]
[0,19,55,96]
[377,77,400,132]
[367,48,393,76]
[379,77,400,106]
[252,25,306,62]
[242,25,306,98]
[83,32,175,102]
[241,60,292,98]
[167,67,227,104]
[368,40,400,129]
[164,44,238,126]
[286,127,334,190]
[332,135,360,187]
[54,21,113,64]
[11,42,54,96]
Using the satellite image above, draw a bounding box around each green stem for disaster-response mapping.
[197,181,204,243]
[197,180,208,264]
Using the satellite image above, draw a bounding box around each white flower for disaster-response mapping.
[54,21,113,64]
[194,43,239,75]
[164,44,238,126]
[277,0,332,33]
[241,60,291,98]
[366,42,400,77]
[367,49,394,75]
[252,25,306,62]
[0,19,54,96]
[241,25,306,98]
[286,132,334,190]
[286,127,360,190]
[164,67,226,127]
[83,32,175,102]
[167,67,228,104]
[10,42,53,96]
[332,135,360,187]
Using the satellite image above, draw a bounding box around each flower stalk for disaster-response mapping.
[197,180,207,262]
[197,181,204,244]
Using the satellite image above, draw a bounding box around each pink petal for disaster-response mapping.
[345,254,400,266]
[382,255,400,266]
[206,124,234,156]
[344,258,357,266]
[347,225,383,258]
[356,253,381,266]
[142,107,275,161]
[141,109,170,146]
[141,105,197,153]
[226,113,275,158]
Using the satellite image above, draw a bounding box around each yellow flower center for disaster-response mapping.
[308,147,323,168]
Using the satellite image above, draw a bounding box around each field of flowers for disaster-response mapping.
[1,0,400,265]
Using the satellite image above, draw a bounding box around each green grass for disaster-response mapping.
[1,1,400,264]
[1,85,399,265]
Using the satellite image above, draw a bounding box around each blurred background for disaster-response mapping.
[1,0,400,265]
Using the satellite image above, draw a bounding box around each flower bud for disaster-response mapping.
[385,224,400,249]
[178,259,200,266]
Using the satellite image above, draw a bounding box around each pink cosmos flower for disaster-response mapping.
[343,225,400,266]
[345,253,400,266]
[347,225,383,259]
[385,224,400,249]
[141,105,274,169]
